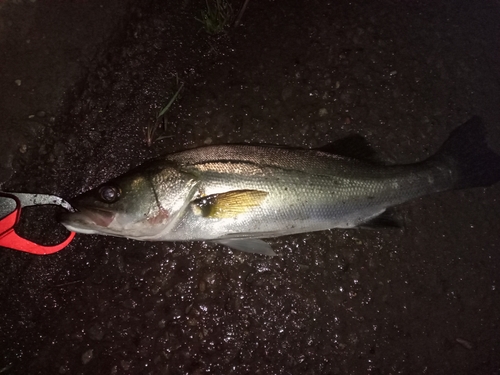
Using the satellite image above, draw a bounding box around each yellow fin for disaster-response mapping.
[192,190,268,218]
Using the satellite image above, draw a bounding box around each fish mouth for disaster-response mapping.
[60,207,116,233]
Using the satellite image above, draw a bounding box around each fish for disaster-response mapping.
[61,117,500,256]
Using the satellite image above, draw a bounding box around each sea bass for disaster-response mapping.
[61,117,500,256]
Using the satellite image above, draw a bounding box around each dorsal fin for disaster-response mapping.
[318,135,380,163]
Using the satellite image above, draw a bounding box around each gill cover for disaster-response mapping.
[62,160,198,239]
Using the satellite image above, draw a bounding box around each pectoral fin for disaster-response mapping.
[215,239,277,256]
[192,190,268,218]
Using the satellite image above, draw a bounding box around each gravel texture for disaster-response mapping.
[1,0,499,374]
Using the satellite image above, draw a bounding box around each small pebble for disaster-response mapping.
[19,144,27,153]
[88,324,104,341]
[199,280,206,292]
[352,237,363,245]
[121,360,131,370]
[318,108,328,117]
[81,349,93,365]
[122,299,137,309]
[15,79,21,86]
[456,338,473,349]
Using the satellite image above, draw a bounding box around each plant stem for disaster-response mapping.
[234,0,251,27]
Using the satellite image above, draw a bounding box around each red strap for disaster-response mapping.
[0,209,19,233]
[0,228,75,254]
[0,206,75,255]
[0,193,76,254]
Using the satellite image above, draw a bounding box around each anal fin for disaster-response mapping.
[357,209,402,229]
[215,239,277,256]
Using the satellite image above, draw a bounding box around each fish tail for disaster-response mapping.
[431,116,500,190]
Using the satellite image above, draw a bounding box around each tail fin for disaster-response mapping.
[431,117,500,190]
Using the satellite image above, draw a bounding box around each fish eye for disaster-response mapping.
[98,185,121,203]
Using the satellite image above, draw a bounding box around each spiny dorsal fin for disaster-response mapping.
[192,190,268,218]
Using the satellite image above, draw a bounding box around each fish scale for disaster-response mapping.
[61,117,500,256]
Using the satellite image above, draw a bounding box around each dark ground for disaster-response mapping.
[1,0,500,374]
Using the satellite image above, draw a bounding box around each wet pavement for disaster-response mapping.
[1,0,499,374]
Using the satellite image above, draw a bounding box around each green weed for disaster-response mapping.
[144,81,184,147]
[196,0,233,35]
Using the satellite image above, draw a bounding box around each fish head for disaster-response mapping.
[61,162,198,240]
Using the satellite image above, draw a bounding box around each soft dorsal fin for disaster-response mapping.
[318,134,380,163]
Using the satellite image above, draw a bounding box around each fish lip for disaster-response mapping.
[60,206,116,228]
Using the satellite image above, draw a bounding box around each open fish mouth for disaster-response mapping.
[60,207,116,233]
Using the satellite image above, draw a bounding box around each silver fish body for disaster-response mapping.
[61,117,500,255]
[163,147,448,236]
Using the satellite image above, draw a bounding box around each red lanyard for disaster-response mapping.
[0,192,75,254]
